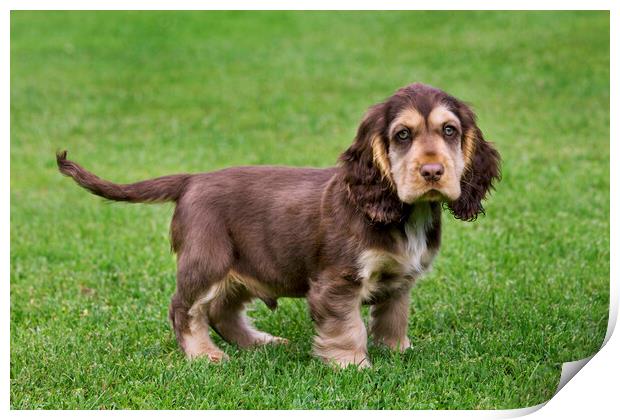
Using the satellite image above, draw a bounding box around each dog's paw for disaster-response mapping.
[270,336,289,345]
[326,353,371,370]
[249,333,289,347]
[186,348,229,363]
[392,337,412,352]
[376,336,411,352]
[335,357,371,370]
[206,350,229,364]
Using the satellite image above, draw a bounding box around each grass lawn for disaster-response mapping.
[10,11,610,409]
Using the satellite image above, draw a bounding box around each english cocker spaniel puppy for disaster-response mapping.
[57,83,500,367]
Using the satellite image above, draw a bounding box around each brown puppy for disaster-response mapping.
[57,83,500,368]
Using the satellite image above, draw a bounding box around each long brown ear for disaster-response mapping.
[339,103,407,224]
[448,114,501,221]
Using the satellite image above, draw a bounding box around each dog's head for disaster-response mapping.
[340,83,500,223]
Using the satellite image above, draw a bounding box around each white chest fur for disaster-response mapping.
[358,203,436,301]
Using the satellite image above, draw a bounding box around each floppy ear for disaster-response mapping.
[339,103,406,224]
[448,114,501,221]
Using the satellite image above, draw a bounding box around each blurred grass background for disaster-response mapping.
[10,11,609,409]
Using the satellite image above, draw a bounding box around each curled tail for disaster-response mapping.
[56,151,191,203]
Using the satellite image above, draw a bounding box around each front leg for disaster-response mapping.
[308,275,370,368]
[370,287,412,352]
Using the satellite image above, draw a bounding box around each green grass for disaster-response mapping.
[10,11,609,409]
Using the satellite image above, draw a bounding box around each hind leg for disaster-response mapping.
[169,290,228,362]
[207,275,288,348]
[168,219,233,362]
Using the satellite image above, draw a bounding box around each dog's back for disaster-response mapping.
[171,165,338,296]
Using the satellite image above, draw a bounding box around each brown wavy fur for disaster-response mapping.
[339,103,410,224]
[447,103,501,221]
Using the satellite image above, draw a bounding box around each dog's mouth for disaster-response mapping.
[418,183,461,202]
[398,179,461,204]
[419,189,445,201]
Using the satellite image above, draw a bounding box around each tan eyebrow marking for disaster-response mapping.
[389,108,424,136]
[428,105,461,131]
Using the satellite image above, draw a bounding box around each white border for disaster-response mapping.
[3,1,616,418]
[2,0,9,416]
[1,0,616,11]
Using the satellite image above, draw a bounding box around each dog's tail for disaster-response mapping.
[56,151,191,203]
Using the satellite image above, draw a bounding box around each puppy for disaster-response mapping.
[57,83,500,367]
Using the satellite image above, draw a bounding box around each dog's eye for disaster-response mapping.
[396,129,410,141]
[443,125,456,137]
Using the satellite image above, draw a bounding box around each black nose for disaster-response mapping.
[420,163,444,181]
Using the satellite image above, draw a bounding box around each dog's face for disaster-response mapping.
[341,83,500,223]
[386,104,465,203]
